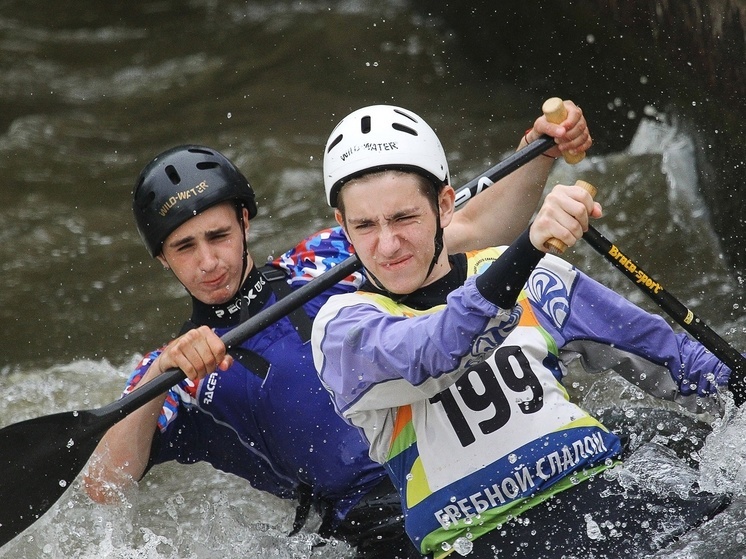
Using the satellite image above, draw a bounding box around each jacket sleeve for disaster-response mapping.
[123,349,193,433]
[312,276,523,416]
[274,226,363,290]
[528,254,730,412]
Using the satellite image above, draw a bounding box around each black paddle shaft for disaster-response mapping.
[103,135,557,423]
[0,134,556,548]
[583,225,746,405]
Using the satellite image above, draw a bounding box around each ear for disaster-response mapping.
[438,185,456,228]
[156,254,170,270]
[334,209,351,242]
[241,207,251,241]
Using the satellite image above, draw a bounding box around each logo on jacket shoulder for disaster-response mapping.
[527,269,570,327]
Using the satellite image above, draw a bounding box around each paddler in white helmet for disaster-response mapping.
[312,104,732,558]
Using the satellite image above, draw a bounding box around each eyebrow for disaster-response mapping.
[166,224,234,250]
[347,207,421,226]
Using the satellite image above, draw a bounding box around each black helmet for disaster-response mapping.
[132,145,258,257]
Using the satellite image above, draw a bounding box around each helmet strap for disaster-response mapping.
[236,206,251,323]
[427,211,445,280]
[362,267,408,304]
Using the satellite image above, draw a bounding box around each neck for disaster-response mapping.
[190,264,271,327]
[361,254,466,309]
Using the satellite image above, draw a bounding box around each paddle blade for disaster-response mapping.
[0,409,108,547]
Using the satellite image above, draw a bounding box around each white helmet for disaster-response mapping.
[323,105,450,207]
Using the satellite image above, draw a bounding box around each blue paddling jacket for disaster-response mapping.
[123,227,386,530]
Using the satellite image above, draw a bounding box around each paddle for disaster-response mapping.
[0,133,557,548]
[540,104,746,396]
[548,180,746,406]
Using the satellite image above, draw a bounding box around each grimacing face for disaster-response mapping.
[336,171,454,295]
[158,202,251,305]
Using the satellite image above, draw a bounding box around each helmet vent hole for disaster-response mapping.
[392,123,418,136]
[393,108,417,123]
[361,116,371,134]
[165,165,181,185]
[327,134,343,153]
[188,147,214,156]
[133,180,155,209]
[196,161,220,170]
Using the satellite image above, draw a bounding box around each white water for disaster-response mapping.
[2,118,745,558]
[0,1,744,550]
[0,357,354,558]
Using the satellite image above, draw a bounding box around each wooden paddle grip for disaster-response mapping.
[544,179,597,255]
[542,97,586,165]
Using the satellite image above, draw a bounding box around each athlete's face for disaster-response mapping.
[158,202,252,305]
[336,172,454,295]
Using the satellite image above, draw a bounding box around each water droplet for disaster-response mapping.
[66,439,74,448]
[453,536,474,556]
[584,514,604,540]
[59,479,67,488]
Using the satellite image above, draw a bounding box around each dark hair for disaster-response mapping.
[336,169,443,221]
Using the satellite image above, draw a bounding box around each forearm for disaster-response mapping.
[446,98,592,253]
[83,364,166,503]
[475,229,544,308]
[445,136,554,253]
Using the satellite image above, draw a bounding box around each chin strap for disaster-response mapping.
[237,207,251,323]
[427,211,444,280]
